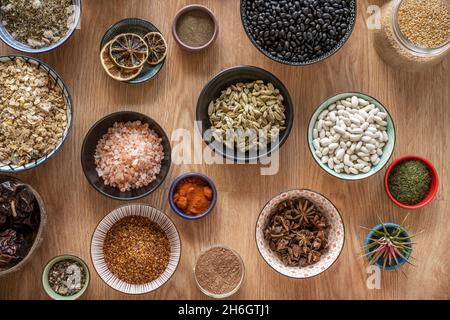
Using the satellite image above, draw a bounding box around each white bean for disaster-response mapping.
[336,148,345,160]
[320,138,331,147]
[362,166,371,173]
[329,143,339,150]
[328,158,334,169]
[313,128,319,139]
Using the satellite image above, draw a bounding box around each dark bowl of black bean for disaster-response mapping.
[240,0,357,66]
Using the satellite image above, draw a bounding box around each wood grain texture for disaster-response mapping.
[0,0,449,300]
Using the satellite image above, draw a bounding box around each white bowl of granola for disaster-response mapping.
[0,55,73,172]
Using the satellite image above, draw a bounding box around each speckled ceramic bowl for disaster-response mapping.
[308,92,396,180]
[42,255,90,300]
[100,18,167,84]
[91,204,181,294]
[0,0,81,54]
[255,189,345,279]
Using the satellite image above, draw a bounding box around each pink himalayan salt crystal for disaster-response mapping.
[94,121,164,192]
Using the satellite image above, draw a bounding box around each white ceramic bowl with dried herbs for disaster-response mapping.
[0,0,81,54]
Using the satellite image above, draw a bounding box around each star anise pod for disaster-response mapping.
[296,199,317,227]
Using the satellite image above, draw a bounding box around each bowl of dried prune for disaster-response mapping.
[0,176,46,277]
[255,189,345,279]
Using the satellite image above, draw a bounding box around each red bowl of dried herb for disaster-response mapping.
[384,155,439,209]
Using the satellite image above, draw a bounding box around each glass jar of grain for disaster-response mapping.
[373,0,450,71]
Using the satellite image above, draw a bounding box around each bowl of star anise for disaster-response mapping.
[255,189,345,279]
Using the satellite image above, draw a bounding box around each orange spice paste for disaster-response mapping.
[173,177,213,215]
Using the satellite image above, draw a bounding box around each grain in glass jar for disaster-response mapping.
[373,0,450,71]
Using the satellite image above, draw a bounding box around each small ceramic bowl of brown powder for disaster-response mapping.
[91,204,181,294]
[172,4,218,51]
[194,246,245,298]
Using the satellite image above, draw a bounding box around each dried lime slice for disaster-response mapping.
[101,41,143,81]
[143,32,168,65]
[109,33,149,70]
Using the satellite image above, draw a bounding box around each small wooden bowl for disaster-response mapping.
[172,4,219,52]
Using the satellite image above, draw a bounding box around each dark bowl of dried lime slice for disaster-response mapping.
[100,18,167,84]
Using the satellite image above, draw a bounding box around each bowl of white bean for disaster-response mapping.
[308,92,396,180]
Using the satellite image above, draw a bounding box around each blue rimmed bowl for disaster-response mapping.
[0,0,81,54]
[168,172,217,220]
[100,18,167,84]
[307,92,396,181]
[364,222,412,271]
[0,55,74,173]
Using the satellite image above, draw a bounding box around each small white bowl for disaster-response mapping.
[91,204,181,294]
[256,189,345,279]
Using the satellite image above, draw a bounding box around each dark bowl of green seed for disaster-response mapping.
[384,155,439,209]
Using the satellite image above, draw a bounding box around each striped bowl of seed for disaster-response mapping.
[91,204,181,294]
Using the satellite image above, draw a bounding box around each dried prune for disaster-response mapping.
[0,229,26,268]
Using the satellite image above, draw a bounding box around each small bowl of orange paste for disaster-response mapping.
[168,172,217,220]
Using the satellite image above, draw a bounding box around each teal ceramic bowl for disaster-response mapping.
[42,255,90,300]
[100,18,166,84]
[308,92,396,180]
[364,222,412,271]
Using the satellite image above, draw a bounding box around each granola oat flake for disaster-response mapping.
[0,58,68,167]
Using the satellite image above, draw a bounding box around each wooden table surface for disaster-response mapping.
[1,0,449,300]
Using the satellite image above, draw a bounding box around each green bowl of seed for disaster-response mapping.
[42,255,90,300]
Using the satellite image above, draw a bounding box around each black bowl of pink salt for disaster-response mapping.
[81,111,171,201]
[172,4,218,52]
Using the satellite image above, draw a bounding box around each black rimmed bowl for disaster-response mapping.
[196,65,294,162]
[240,0,357,66]
[0,55,74,173]
[81,111,171,201]
[100,18,167,84]
[0,0,81,54]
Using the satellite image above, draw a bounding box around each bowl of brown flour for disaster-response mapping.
[172,4,218,52]
[194,246,245,299]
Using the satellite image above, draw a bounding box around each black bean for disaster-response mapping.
[243,0,355,63]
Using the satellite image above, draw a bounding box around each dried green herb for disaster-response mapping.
[0,0,75,48]
[388,159,431,205]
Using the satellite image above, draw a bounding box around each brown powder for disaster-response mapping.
[103,216,171,284]
[176,10,215,47]
[194,247,243,295]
